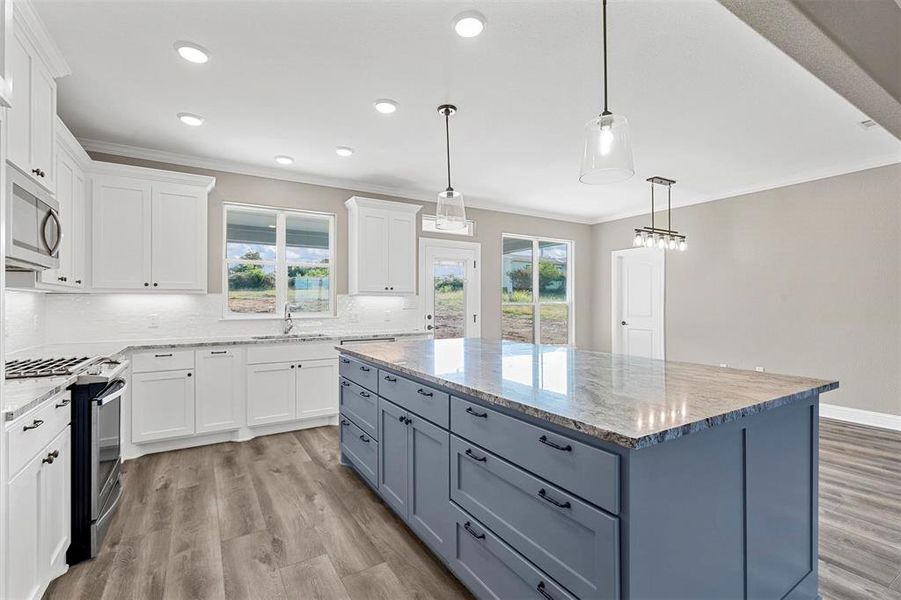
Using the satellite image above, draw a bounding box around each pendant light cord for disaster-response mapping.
[445,110,453,192]
[602,0,610,115]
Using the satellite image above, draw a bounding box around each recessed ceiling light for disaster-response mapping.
[177,112,204,126]
[453,11,486,38]
[174,42,210,64]
[274,155,294,165]
[335,146,354,157]
[374,99,398,114]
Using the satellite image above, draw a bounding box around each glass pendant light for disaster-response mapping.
[436,104,466,230]
[580,0,634,184]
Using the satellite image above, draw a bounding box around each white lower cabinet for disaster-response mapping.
[246,362,297,426]
[296,359,339,419]
[132,369,196,443]
[195,348,244,434]
[42,427,72,574]
[7,449,42,600]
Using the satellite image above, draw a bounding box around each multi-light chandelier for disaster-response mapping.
[633,176,687,251]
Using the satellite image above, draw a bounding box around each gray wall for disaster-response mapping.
[90,153,594,347]
[591,164,901,416]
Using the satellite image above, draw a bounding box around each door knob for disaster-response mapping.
[621,321,627,326]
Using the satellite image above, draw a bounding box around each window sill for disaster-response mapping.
[220,313,338,322]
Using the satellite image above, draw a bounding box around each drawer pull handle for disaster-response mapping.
[539,435,572,452]
[42,454,55,465]
[398,414,406,423]
[383,375,397,382]
[537,582,556,600]
[23,419,44,431]
[359,434,371,443]
[416,388,434,397]
[55,398,71,409]
[154,353,173,358]
[538,488,571,509]
[360,391,371,398]
[211,350,228,355]
[463,522,485,540]
[465,406,488,418]
[341,419,350,426]
[341,381,351,387]
[465,448,487,462]
[360,366,371,372]
[341,358,350,364]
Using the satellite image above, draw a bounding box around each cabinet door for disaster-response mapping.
[42,426,71,576]
[7,31,31,173]
[72,168,87,287]
[195,348,244,434]
[356,209,389,292]
[30,60,56,193]
[7,451,42,600]
[132,369,196,443]
[246,362,296,426]
[40,153,74,286]
[377,399,409,517]
[150,184,206,291]
[296,358,338,419]
[92,176,152,289]
[407,415,452,558]
[387,212,415,293]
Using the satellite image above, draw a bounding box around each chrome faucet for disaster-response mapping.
[283,305,294,335]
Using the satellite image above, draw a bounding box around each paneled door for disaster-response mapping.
[419,238,480,338]
[612,247,665,359]
[92,176,152,289]
[195,348,244,434]
[407,414,452,559]
[377,399,409,517]
[246,362,296,426]
[151,183,206,290]
[296,359,338,419]
[131,369,196,443]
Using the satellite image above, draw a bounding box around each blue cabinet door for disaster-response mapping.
[408,415,452,560]
[378,398,409,517]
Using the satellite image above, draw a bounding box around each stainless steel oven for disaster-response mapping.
[6,163,61,271]
[92,378,125,540]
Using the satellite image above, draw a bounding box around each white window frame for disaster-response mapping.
[501,233,575,345]
[222,203,337,320]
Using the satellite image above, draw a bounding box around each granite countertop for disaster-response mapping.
[337,338,839,449]
[3,375,77,423]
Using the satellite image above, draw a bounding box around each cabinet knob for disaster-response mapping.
[384,287,388,290]
[187,372,192,377]
[144,282,149,287]
[153,283,159,287]
[75,280,82,285]
[290,365,295,369]
[57,276,67,282]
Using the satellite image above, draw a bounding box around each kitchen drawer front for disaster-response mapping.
[452,396,620,514]
[339,378,378,439]
[378,370,449,429]
[246,342,337,365]
[450,435,620,600]
[340,416,378,488]
[132,349,194,373]
[8,390,71,477]
[339,355,378,392]
[449,502,577,600]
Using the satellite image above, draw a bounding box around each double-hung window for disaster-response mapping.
[224,204,335,317]
[501,234,573,344]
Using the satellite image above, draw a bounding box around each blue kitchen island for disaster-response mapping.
[336,338,838,600]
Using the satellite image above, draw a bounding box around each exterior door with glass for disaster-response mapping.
[419,239,480,339]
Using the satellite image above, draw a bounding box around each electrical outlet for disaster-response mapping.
[149,313,160,329]
[755,366,765,372]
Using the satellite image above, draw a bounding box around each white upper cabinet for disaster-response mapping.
[346,196,420,294]
[91,163,214,292]
[7,1,70,194]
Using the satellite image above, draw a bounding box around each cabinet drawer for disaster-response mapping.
[452,396,620,514]
[339,355,377,392]
[450,435,619,600]
[378,370,449,429]
[340,378,378,439]
[449,503,577,600]
[8,390,71,477]
[246,343,337,365]
[132,349,194,373]
[340,416,378,488]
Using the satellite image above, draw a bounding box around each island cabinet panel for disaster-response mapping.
[339,378,378,439]
[407,415,452,559]
[450,435,619,600]
[377,399,409,516]
[451,396,620,515]
[339,356,378,392]
[448,503,577,600]
[340,416,378,487]
[378,370,450,429]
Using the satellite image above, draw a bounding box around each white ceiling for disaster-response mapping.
[36,0,901,223]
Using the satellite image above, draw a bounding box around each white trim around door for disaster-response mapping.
[419,237,481,338]
[611,247,665,359]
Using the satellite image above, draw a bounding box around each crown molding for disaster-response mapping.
[55,116,92,168]
[13,0,71,78]
[346,196,422,214]
[589,153,901,225]
[76,138,596,225]
[90,159,216,192]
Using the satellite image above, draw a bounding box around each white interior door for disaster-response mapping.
[419,238,480,338]
[612,247,665,359]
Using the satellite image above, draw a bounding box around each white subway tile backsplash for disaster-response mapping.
[4,291,47,354]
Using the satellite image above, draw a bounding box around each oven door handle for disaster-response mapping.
[93,379,127,406]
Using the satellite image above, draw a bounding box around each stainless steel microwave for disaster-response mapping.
[6,163,60,271]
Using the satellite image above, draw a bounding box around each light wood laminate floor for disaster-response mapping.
[44,419,901,600]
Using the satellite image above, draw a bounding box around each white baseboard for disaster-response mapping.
[820,403,901,432]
